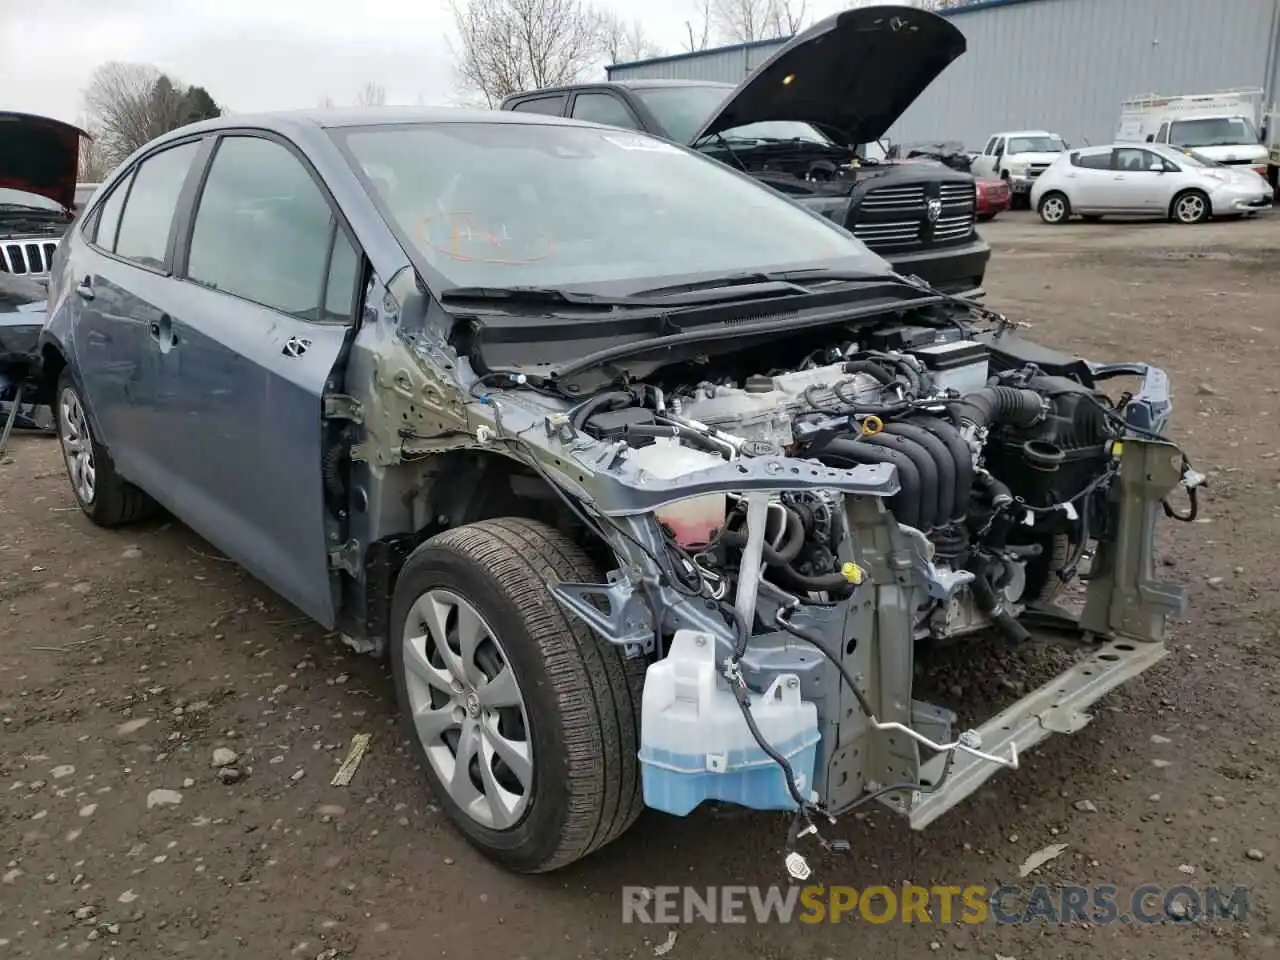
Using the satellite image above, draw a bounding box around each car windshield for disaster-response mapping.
[1008,135,1066,154]
[1169,116,1260,147]
[0,188,64,213]
[629,85,832,146]
[335,121,872,290]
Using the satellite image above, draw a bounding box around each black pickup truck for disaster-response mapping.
[501,5,990,297]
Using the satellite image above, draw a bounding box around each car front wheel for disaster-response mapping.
[1038,191,1071,225]
[390,517,645,873]
[55,370,156,527]
[1171,189,1211,224]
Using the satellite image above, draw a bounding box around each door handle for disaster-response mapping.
[76,276,95,301]
[149,314,178,348]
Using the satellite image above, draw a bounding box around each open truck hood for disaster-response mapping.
[690,4,966,147]
[0,112,89,213]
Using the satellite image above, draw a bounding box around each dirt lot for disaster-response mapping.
[2,209,1279,959]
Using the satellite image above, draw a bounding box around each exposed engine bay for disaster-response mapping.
[565,323,1171,651]
[370,284,1198,874]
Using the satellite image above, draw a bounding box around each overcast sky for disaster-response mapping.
[2,0,855,125]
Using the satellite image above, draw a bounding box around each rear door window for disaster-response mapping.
[113,141,201,270]
[89,172,133,251]
[1072,150,1111,170]
[570,92,641,130]
[509,95,567,116]
[185,135,358,322]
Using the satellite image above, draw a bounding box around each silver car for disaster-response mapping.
[1032,142,1274,225]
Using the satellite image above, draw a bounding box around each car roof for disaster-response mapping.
[135,106,609,154]
[1000,130,1058,138]
[505,79,733,99]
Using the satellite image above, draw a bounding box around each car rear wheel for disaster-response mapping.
[1171,189,1211,224]
[390,517,645,873]
[56,371,157,527]
[1038,192,1070,225]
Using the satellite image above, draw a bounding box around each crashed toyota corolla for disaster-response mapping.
[35,106,1198,875]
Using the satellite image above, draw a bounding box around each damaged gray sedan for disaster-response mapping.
[35,107,1199,875]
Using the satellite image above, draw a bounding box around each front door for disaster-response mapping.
[155,134,362,626]
[1104,147,1171,213]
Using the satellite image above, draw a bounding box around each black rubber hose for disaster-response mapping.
[623,422,725,454]
[570,390,634,432]
[721,505,806,566]
[774,565,853,593]
[974,470,1013,510]
[863,432,939,530]
[969,564,1032,644]
[953,386,1042,430]
[813,437,925,530]
[881,422,956,529]
[910,417,974,522]
[843,360,896,385]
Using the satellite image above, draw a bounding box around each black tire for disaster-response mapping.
[1037,191,1071,225]
[389,517,645,873]
[976,211,997,222]
[1170,189,1211,224]
[55,369,157,527]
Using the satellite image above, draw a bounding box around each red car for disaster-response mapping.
[975,178,1011,221]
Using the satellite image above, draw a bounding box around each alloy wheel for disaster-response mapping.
[1041,196,1066,223]
[58,386,96,505]
[1175,194,1207,223]
[400,588,533,829]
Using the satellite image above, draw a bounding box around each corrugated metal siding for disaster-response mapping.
[608,0,1280,151]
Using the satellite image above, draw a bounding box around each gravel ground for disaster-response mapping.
[2,209,1279,959]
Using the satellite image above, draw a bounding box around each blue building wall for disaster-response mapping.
[608,0,1280,150]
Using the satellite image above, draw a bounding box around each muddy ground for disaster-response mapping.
[2,210,1279,959]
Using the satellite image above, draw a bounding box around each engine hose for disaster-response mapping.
[863,432,940,530]
[321,442,346,501]
[842,360,896,385]
[909,417,974,522]
[973,471,1015,548]
[953,386,1043,431]
[569,390,634,432]
[969,564,1032,644]
[812,437,925,530]
[862,351,925,395]
[881,422,956,528]
[722,505,806,566]
[773,564,854,594]
[623,422,725,454]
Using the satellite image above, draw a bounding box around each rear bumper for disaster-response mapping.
[887,234,990,298]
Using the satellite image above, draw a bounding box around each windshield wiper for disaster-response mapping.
[439,285,648,307]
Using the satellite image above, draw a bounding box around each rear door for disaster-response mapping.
[67,139,205,492]
[1064,148,1113,210]
[158,133,364,626]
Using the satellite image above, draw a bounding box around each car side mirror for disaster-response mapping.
[1145,134,1155,143]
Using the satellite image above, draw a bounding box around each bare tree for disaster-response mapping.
[683,0,712,52]
[596,10,662,64]
[82,61,221,167]
[75,119,110,182]
[711,0,805,43]
[355,81,387,107]
[449,0,603,108]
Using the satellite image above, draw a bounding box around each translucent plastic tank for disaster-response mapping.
[638,629,820,816]
[626,438,726,546]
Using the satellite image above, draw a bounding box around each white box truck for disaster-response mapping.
[1117,89,1271,185]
